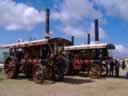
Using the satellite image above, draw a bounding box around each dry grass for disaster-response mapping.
[0,69,127,96]
[0,72,5,81]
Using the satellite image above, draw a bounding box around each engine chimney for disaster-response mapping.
[94,19,99,43]
[87,33,90,44]
[71,36,74,45]
[45,9,50,39]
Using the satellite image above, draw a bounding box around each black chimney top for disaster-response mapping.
[45,9,50,39]
[94,19,99,43]
[71,36,74,45]
[87,33,90,44]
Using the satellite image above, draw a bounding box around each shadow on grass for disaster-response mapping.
[0,78,4,81]
[16,76,28,80]
[106,75,126,79]
[0,72,5,82]
[67,72,128,80]
[64,76,94,84]
[15,75,94,85]
[15,75,55,85]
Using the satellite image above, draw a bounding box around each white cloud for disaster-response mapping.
[63,26,85,38]
[51,0,106,40]
[0,1,45,31]
[93,0,128,21]
[62,22,106,41]
[0,0,108,40]
[52,0,103,23]
[113,44,128,58]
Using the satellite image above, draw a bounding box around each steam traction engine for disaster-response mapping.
[64,43,115,78]
[1,38,71,84]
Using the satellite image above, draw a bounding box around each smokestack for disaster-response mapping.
[71,36,74,45]
[87,33,90,44]
[94,19,99,43]
[45,9,50,39]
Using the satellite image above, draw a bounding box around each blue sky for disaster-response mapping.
[0,0,128,58]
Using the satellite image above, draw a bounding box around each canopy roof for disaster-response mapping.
[0,38,71,49]
[64,43,115,51]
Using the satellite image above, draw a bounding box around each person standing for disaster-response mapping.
[63,53,70,75]
[115,60,120,77]
[122,60,126,70]
[109,59,115,77]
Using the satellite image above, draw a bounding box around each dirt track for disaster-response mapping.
[0,69,128,96]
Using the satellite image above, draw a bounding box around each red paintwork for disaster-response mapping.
[83,59,91,65]
[20,58,36,65]
[72,59,81,70]
[33,58,40,65]
[56,55,64,61]
[72,59,91,70]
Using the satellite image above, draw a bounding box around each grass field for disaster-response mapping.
[0,69,127,96]
[0,72,5,81]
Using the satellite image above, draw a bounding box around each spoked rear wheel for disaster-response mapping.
[33,65,45,84]
[88,64,101,79]
[4,57,18,79]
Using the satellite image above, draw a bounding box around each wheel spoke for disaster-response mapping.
[33,65,44,84]
[88,64,101,78]
[4,57,18,79]
[100,64,108,77]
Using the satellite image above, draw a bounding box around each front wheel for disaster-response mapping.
[100,64,108,77]
[88,64,101,79]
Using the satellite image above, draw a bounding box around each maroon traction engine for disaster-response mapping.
[64,43,115,78]
[0,38,71,84]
